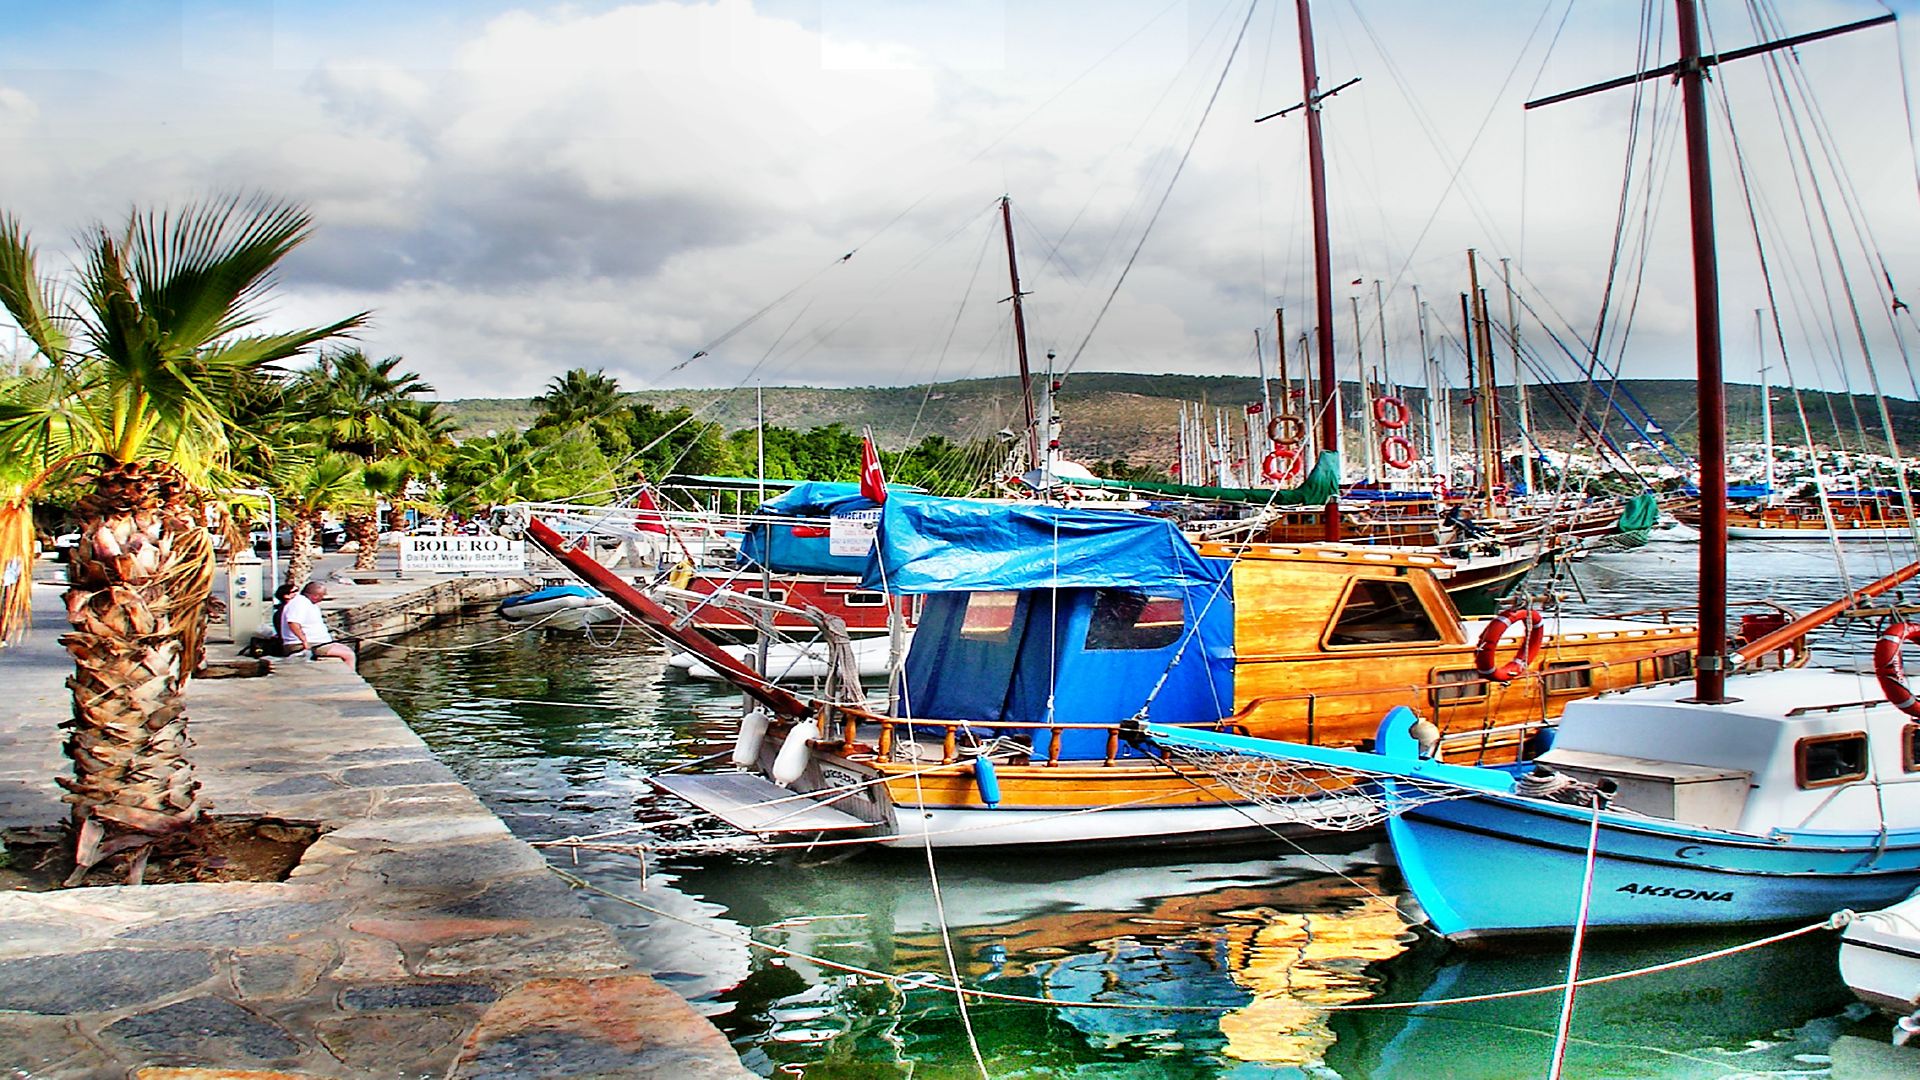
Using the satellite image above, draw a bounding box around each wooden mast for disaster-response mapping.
[1000,196,1041,472]
[1295,0,1341,536]
[1673,0,1729,703]
[1522,2,1892,702]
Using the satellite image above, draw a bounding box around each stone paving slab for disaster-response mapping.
[0,561,752,1079]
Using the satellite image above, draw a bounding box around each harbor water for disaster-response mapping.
[362,541,1916,1077]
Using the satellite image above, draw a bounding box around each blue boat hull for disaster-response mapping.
[1389,789,1920,941]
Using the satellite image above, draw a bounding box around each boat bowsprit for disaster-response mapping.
[496,584,622,630]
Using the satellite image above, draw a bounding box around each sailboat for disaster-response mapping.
[1129,0,1920,939]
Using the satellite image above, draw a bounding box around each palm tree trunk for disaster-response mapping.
[59,461,211,883]
[347,512,379,571]
[287,515,317,588]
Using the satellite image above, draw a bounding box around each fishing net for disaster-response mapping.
[1143,738,1482,832]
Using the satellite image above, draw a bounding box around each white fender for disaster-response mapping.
[770,718,820,787]
[731,708,770,766]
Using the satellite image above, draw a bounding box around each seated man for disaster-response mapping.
[280,581,356,665]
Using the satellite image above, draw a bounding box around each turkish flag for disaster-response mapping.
[1245,401,1264,415]
[860,433,888,504]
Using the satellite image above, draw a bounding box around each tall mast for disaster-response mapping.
[1467,252,1500,515]
[1353,296,1375,480]
[1675,0,1729,703]
[1460,292,1480,492]
[1756,309,1774,495]
[1520,2,1892,702]
[1000,196,1041,471]
[1274,308,1289,424]
[1374,278,1391,392]
[1294,0,1342,535]
[1502,258,1534,494]
[1413,286,1436,480]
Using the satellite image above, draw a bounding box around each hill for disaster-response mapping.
[440,375,1920,469]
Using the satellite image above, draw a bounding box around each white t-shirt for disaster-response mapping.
[280,594,333,649]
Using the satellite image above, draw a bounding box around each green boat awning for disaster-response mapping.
[1072,451,1341,505]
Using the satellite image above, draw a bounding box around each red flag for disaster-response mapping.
[634,483,667,534]
[1245,401,1264,415]
[860,433,888,504]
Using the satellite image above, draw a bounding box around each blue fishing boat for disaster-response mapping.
[1134,670,1920,941]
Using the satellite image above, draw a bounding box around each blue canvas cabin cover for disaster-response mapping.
[737,481,919,576]
[868,496,1236,758]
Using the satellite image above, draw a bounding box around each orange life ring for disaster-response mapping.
[1373,395,1409,430]
[1475,607,1545,683]
[1874,622,1920,718]
[1381,434,1416,470]
[1266,413,1306,446]
[1262,446,1304,483]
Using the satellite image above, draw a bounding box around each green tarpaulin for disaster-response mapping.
[1615,491,1660,534]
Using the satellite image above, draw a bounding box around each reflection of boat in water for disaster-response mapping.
[1324,926,1856,1079]
[662,842,1418,1072]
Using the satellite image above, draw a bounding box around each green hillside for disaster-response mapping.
[441,375,1920,469]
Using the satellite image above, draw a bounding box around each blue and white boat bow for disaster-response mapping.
[1140,667,1920,942]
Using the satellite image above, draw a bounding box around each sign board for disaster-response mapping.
[828,509,882,557]
[400,536,526,574]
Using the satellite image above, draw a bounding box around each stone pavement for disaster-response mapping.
[0,561,753,1079]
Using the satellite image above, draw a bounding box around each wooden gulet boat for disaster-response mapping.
[511,496,1714,849]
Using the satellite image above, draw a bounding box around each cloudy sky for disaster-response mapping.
[3,0,1918,403]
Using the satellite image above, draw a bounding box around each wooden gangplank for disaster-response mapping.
[651,773,873,834]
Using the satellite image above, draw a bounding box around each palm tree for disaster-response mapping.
[0,195,364,882]
[535,367,622,426]
[293,349,450,571]
[276,451,364,588]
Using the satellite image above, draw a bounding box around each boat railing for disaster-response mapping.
[649,583,865,702]
[826,642,1701,769]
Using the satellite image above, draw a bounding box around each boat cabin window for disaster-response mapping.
[960,592,1020,640]
[1325,579,1442,647]
[744,587,788,605]
[1796,732,1868,789]
[1085,590,1186,651]
[1429,668,1487,705]
[1905,723,1920,774]
[1653,651,1692,681]
[841,590,889,607]
[1542,661,1595,695]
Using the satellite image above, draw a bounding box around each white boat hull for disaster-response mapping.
[672,633,907,682]
[875,792,1383,849]
[1840,890,1920,1017]
[1728,524,1911,540]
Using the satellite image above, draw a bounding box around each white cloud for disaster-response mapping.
[0,0,1915,406]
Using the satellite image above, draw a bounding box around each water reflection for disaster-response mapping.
[362,540,1908,1076]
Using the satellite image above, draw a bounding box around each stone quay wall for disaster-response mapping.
[0,569,753,1079]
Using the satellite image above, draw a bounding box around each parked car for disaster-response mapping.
[251,523,347,553]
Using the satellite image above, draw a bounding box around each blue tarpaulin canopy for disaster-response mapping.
[862,494,1228,594]
[871,496,1236,754]
[738,481,922,576]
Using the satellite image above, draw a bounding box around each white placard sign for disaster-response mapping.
[400,536,526,574]
[828,509,881,557]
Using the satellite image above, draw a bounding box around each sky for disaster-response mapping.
[2,0,1919,403]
